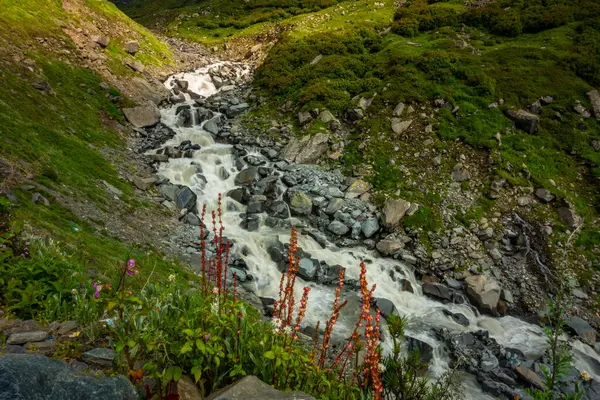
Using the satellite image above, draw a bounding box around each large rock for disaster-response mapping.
[565,316,597,346]
[0,353,137,400]
[234,168,259,186]
[374,298,397,319]
[406,337,434,363]
[131,78,170,105]
[588,89,600,120]
[376,237,405,255]
[506,109,539,134]
[82,348,116,367]
[361,218,380,238]
[535,188,555,203]
[515,363,545,390]
[122,103,160,128]
[124,40,139,55]
[465,275,501,313]
[206,375,314,400]
[298,258,318,281]
[92,35,109,48]
[382,198,411,230]
[422,282,451,301]
[345,179,371,199]
[328,220,349,236]
[451,164,471,182]
[177,376,202,400]
[298,111,312,125]
[556,207,582,229]
[391,118,412,134]
[285,190,312,216]
[175,186,197,211]
[6,331,48,345]
[296,133,330,164]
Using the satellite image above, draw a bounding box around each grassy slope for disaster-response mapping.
[116,0,600,280]
[0,0,178,277]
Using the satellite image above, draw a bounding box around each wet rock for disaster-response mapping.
[506,109,539,134]
[400,278,414,293]
[373,298,397,319]
[82,347,116,367]
[298,258,318,281]
[247,200,264,214]
[7,331,48,345]
[205,375,313,400]
[203,115,222,135]
[406,337,434,363]
[565,316,597,346]
[266,200,291,219]
[451,164,471,182]
[450,312,469,326]
[422,282,451,301]
[535,188,555,203]
[382,198,411,230]
[361,218,380,238]
[175,187,197,211]
[0,353,137,400]
[123,103,161,128]
[328,220,349,236]
[227,187,250,204]
[480,350,499,372]
[234,168,259,186]
[465,275,501,314]
[285,190,313,216]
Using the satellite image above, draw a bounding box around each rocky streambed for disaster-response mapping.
[127,61,600,400]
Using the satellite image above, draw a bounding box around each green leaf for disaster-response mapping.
[180,341,193,355]
[263,351,275,360]
[196,339,206,352]
[107,301,117,312]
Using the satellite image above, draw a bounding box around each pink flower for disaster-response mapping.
[126,259,139,276]
[92,282,101,298]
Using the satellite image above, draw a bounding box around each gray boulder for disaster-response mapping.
[175,186,197,211]
[7,331,48,345]
[234,168,259,186]
[391,118,412,134]
[124,40,139,55]
[451,164,471,182]
[535,188,555,203]
[374,298,397,319]
[328,220,349,236]
[92,35,109,48]
[0,354,137,400]
[285,190,312,216]
[382,198,411,230]
[122,103,160,128]
[406,337,434,363]
[506,109,539,134]
[298,258,318,281]
[422,282,451,301]
[465,275,501,314]
[345,179,371,199]
[295,133,330,164]
[361,218,380,238]
[565,316,597,346]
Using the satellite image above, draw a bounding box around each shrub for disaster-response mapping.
[491,8,522,37]
[392,17,420,37]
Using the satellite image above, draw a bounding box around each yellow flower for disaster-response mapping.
[580,371,591,382]
[168,274,175,282]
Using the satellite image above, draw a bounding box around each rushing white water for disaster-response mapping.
[155,62,599,398]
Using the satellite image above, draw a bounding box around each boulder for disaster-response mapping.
[298,258,318,281]
[382,198,411,230]
[325,198,345,215]
[376,238,404,255]
[406,337,434,363]
[391,118,412,134]
[556,207,582,229]
[587,89,600,120]
[328,220,349,236]
[393,103,405,117]
[122,103,160,128]
[234,168,259,186]
[374,298,397,319]
[203,116,222,135]
[295,133,330,164]
[182,213,201,226]
[565,316,597,346]
[285,191,312,216]
[160,184,180,202]
[205,375,314,400]
[345,179,371,199]
[298,111,312,125]
[422,282,451,301]
[535,188,555,203]
[133,176,156,191]
[319,110,336,123]
[7,331,48,345]
[124,40,139,55]
[361,218,380,238]
[465,275,501,313]
[0,354,137,400]
[92,35,109,48]
[175,187,197,211]
[266,200,291,219]
[124,59,144,73]
[177,376,203,400]
[506,109,539,134]
[226,103,250,118]
[131,78,170,105]
[515,363,545,390]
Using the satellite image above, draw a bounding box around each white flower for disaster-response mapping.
[271,318,282,328]
[377,363,386,373]
[273,327,281,334]
[283,326,293,336]
[71,289,77,295]
[168,274,175,282]
[211,301,219,314]
[212,287,219,295]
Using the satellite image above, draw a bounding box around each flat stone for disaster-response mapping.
[82,347,116,367]
[391,118,412,134]
[206,375,314,400]
[565,316,597,346]
[515,363,545,390]
[7,331,48,345]
[57,321,78,335]
[422,282,451,301]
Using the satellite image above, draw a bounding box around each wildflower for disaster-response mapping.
[212,287,219,295]
[271,317,282,328]
[204,333,211,342]
[210,301,218,314]
[126,259,139,276]
[92,282,101,298]
[377,363,386,373]
[71,289,77,295]
[273,327,281,335]
[168,274,175,282]
[283,325,293,336]
[580,371,591,382]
